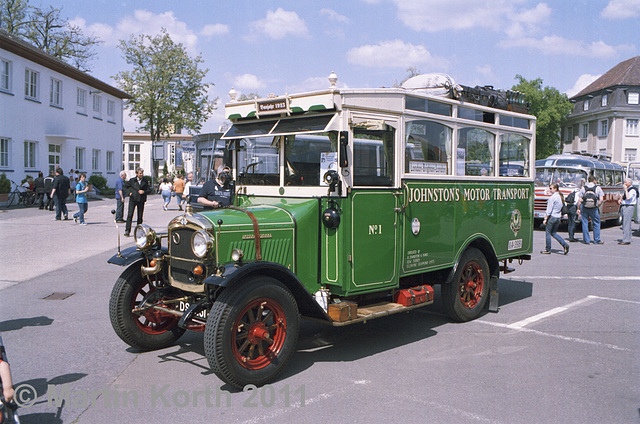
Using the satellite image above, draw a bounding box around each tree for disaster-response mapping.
[0,0,101,71]
[115,29,216,181]
[511,75,573,159]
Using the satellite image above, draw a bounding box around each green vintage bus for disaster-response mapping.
[108,74,535,389]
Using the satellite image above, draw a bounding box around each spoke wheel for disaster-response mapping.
[205,276,299,389]
[443,248,490,322]
[109,261,185,351]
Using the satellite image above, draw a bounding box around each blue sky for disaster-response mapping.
[44,0,640,134]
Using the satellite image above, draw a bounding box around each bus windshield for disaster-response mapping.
[535,167,587,187]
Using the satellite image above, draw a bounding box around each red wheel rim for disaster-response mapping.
[458,261,484,309]
[132,280,178,335]
[232,298,287,370]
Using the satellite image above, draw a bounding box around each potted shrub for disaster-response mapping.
[0,173,11,205]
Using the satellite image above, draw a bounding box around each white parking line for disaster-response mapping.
[477,294,636,352]
[505,297,595,330]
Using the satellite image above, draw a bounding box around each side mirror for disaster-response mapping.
[339,131,348,168]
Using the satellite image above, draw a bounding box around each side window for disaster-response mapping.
[405,120,452,175]
[353,125,395,186]
[457,128,495,176]
[499,133,530,177]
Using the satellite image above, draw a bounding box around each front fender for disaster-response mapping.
[204,261,327,321]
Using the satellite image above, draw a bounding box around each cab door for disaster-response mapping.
[347,116,400,293]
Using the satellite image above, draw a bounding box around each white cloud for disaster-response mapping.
[566,74,601,98]
[476,64,496,81]
[201,24,229,38]
[72,10,200,54]
[347,40,449,69]
[499,35,629,59]
[249,8,309,40]
[602,0,640,19]
[505,2,552,38]
[233,74,267,91]
[320,8,351,24]
[391,0,518,33]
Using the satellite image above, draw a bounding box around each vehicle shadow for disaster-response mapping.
[155,278,533,390]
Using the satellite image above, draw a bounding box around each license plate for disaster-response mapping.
[177,300,208,320]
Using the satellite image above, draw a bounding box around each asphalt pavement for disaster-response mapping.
[0,199,638,424]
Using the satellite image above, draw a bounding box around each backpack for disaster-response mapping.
[582,185,598,209]
[565,190,576,205]
[625,186,639,202]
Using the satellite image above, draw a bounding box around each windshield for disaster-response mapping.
[535,167,587,187]
[236,132,338,186]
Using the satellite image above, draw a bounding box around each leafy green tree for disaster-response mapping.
[511,75,572,159]
[115,29,216,181]
[0,0,101,71]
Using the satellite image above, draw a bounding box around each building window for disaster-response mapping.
[581,123,589,139]
[629,92,639,105]
[0,137,10,168]
[582,99,589,111]
[76,147,85,170]
[106,151,114,171]
[92,149,100,171]
[77,88,86,108]
[92,94,101,114]
[127,144,140,171]
[24,68,38,99]
[601,93,608,107]
[625,149,637,162]
[107,100,115,117]
[48,144,60,174]
[1,59,11,92]
[50,78,62,106]
[566,126,573,143]
[24,141,37,169]
[627,119,639,136]
[599,120,608,137]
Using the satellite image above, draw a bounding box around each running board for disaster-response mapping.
[326,299,434,327]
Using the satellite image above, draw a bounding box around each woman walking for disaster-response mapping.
[541,183,569,255]
[159,178,173,211]
[73,173,90,225]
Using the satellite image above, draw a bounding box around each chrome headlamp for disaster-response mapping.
[134,224,156,249]
[192,230,214,258]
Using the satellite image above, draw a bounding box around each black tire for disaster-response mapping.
[109,261,185,351]
[442,247,490,322]
[204,276,300,389]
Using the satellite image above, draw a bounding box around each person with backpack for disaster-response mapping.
[577,175,605,244]
[618,178,638,245]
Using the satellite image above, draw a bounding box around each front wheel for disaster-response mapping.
[109,262,186,351]
[442,248,490,322]
[204,276,300,389]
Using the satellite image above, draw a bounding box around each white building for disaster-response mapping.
[123,132,193,180]
[0,30,130,187]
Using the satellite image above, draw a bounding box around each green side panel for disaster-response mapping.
[401,181,533,274]
[308,104,327,111]
[290,107,304,113]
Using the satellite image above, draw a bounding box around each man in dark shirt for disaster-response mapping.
[124,168,153,236]
[43,172,55,210]
[50,168,70,220]
[34,171,45,209]
[197,166,235,210]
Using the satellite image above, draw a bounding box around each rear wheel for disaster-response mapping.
[109,262,185,351]
[204,276,300,389]
[442,248,490,322]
